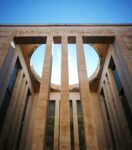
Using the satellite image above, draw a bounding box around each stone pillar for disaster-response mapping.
[114,36,132,111]
[59,35,71,150]
[25,94,39,150]
[103,83,119,149]
[54,99,59,150]
[19,96,32,150]
[114,36,132,86]
[8,77,26,148]
[8,79,28,149]
[92,93,108,150]
[0,46,16,107]
[0,69,23,148]
[73,99,79,150]
[76,36,98,150]
[105,77,125,149]
[31,35,53,150]
[99,95,113,149]
[107,69,132,148]
[11,83,29,150]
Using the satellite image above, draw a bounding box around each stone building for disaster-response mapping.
[0,24,132,150]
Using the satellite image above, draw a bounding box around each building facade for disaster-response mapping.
[0,24,132,150]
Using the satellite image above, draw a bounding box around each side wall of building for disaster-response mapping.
[0,25,132,150]
[28,92,107,150]
[0,44,34,150]
[98,40,132,149]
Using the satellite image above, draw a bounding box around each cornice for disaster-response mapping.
[0,23,132,27]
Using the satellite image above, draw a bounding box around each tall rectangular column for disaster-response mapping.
[31,35,53,150]
[99,95,113,149]
[0,46,16,106]
[103,83,119,149]
[8,77,26,148]
[92,93,108,150]
[76,36,98,150]
[25,94,39,150]
[114,36,132,86]
[11,83,29,149]
[19,96,32,150]
[54,99,60,150]
[105,77,125,149]
[107,69,132,148]
[73,99,79,150]
[0,69,23,148]
[8,79,28,149]
[113,37,132,111]
[59,35,71,149]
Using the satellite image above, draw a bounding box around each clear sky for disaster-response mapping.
[0,0,132,24]
[31,44,99,85]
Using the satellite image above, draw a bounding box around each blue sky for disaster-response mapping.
[31,44,99,85]
[0,0,132,23]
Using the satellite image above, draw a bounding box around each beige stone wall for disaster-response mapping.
[98,41,132,149]
[0,24,132,70]
[0,44,34,149]
[30,92,106,150]
[0,24,132,150]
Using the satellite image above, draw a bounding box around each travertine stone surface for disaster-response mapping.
[73,99,80,150]
[103,83,119,149]
[54,99,60,150]
[91,93,108,150]
[25,94,39,150]
[107,69,132,148]
[59,35,71,150]
[0,46,17,106]
[0,24,132,150]
[98,42,132,149]
[31,35,53,150]
[76,35,99,150]
[8,78,27,149]
[11,84,29,149]
[0,69,23,147]
[112,50,132,111]
[105,77,125,149]
[99,95,113,149]
[0,36,13,69]
[19,96,32,150]
[114,36,132,90]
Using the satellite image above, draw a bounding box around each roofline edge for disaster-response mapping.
[0,23,132,27]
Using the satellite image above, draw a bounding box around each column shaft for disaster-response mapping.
[9,81,28,149]
[92,94,108,150]
[31,35,53,150]
[12,84,29,149]
[8,77,26,148]
[100,95,113,149]
[25,94,38,150]
[114,36,132,89]
[105,77,125,149]
[19,96,32,150]
[73,100,79,150]
[59,35,71,149]
[76,36,98,150]
[54,99,59,150]
[103,83,119,149]
[0,46,16,106]
[107,69,132,147]
[114,37,132,111]
[0,69,23,147]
